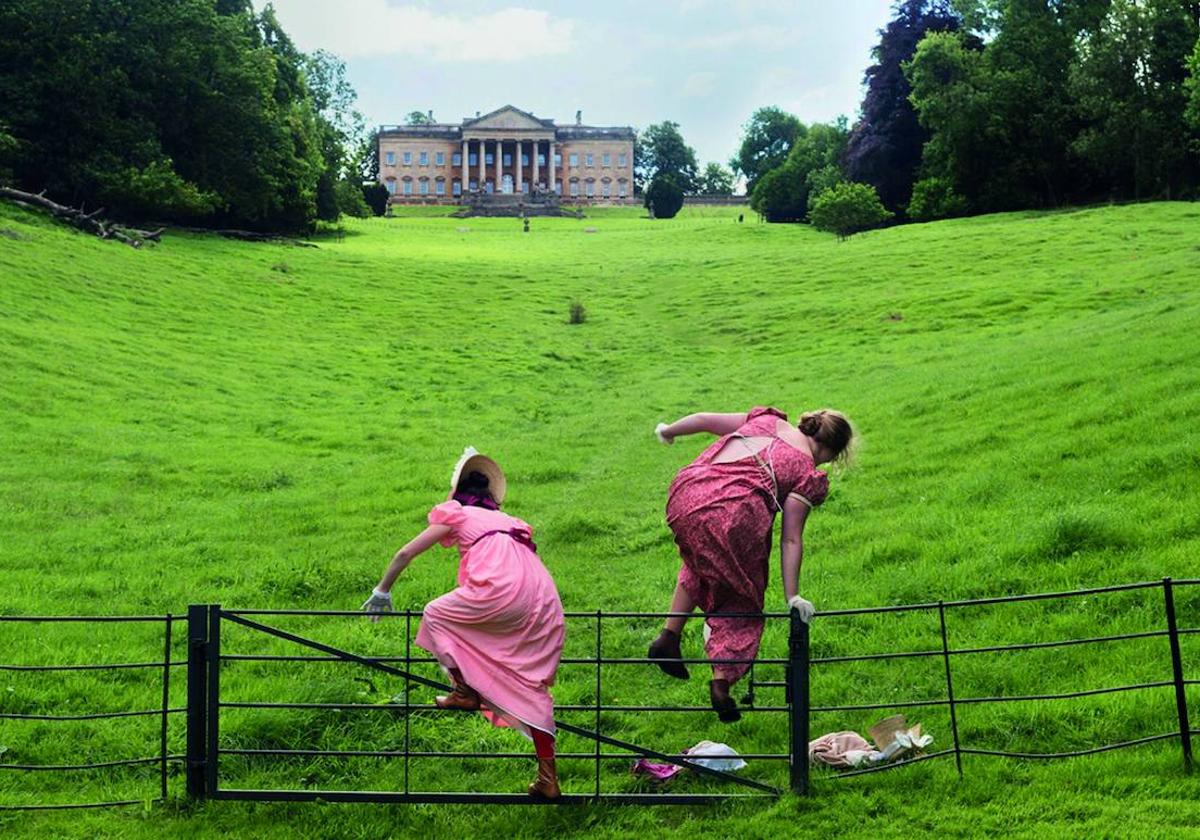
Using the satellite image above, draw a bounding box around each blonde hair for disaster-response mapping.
[798,409,855,464]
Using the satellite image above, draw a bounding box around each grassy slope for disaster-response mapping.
[1,202,1198,838]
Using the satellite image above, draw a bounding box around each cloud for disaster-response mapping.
[264,1,575,61]
[682,71,717,97]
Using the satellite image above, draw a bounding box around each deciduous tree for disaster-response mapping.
[730,106,802,194]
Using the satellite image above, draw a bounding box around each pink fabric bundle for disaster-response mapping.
[808,731,874,768]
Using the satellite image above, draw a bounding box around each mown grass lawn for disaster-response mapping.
[1,200,1198,838]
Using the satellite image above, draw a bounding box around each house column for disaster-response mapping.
[532,140,540,187]
[494,139,502,192]
[461,139,468,193]
[548,142,556,192]
[516,140,523,192]
[477,138,485,189]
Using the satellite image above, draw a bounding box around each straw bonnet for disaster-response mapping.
[868,715,909,750]
[448,446,507,505]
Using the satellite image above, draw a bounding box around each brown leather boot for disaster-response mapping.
[435,672,481,711]
[709,678,741,723]
[647,628,690,680]
[528,757,561,800]
[434,686,481,710]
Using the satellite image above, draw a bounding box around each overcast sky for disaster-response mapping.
[261,0,895,167]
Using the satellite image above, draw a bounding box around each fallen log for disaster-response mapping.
[0,186,163,248]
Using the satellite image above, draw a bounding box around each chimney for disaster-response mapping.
[427,109,433,121]
[575,109,582,125]
[475,110,481,117]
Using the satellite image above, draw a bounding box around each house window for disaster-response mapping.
[403,181,412,195]
[436,180,445,195]
[618,153,627,167]
[453,181,462,196]
[586,181,595,197]
[419,180,429,195]
[554,153,562,167]
[602,183,611,197]
[522,154,530,166]
[385,180,396,195]
[486,152,494,165]
[452,152,462,166]
[485,181,493,193]
[469,180,477,191]
[469,153,477,166]
[570,181,580,197]
[618,181,627,198]
[538,153,546,166]
[436,152,445,166]
[586,153,594,167]
[403,151,412,165]
[569,153,578,167]
[602,153,611,166]
[503,153,512,166]
[521,182,529,194]
[419,151,429,166]
[554,182,562,195]
[385,151,395,166]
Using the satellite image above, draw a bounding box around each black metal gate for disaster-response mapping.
[183,605,805,804]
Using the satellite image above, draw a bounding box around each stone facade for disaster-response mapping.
[378,105,636,204]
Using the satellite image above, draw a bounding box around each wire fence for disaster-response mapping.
[0,578,1195,809]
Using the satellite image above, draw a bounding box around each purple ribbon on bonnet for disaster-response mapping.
[453,491,499,511]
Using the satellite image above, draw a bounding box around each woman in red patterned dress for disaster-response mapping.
[648,406,853,721]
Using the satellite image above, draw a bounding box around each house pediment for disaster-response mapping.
[465,105,551,131]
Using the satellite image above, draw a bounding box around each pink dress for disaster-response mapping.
[415,501,565,738]
[666,406,828,683]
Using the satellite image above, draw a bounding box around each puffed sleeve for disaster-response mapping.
[746,406,788,423]
[788,470,829,509]
[428,500,465,546]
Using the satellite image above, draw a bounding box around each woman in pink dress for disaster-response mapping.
[648,407,853,722]
[363,447,566,799]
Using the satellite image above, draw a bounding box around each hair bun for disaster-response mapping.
[798,412,823,436]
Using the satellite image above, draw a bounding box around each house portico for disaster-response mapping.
[378,105,635,204]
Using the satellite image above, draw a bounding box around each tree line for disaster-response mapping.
[0,0,370,233]
[735,0,1200,231]
[3,1,1196,231]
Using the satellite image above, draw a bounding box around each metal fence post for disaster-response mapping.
[205,605,222,796]
[1163,578,1193,773]
[594,609,602,799]
[938,601,963,779]
[186,604,209,800]
[787,609,810,795]
[160,615,173,801]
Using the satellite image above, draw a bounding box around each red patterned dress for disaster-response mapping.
[666,406,828,683]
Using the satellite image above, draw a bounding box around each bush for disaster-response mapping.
[643,174,684,219]
[749,163,804,222]
[95,159,221,221]
[568,300,587,324]
[361,183,390,217]
[335,179,371,218]
[808,182,893,239]
[805,164,844,214]
[907,177,969,221]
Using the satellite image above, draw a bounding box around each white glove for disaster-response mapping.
[655,423,673,445]
[361,588,393,623]
[788,595,815,623]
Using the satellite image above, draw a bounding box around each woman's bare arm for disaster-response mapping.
[375,523,453,592]
[658,412,749,443]
[779,495,811,602]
